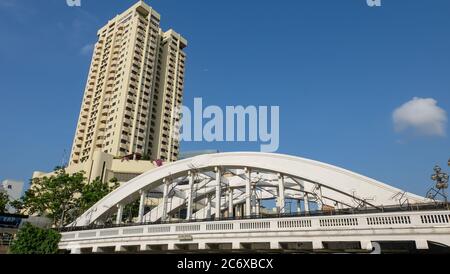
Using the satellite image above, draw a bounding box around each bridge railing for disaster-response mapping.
[59,209,450,246]
[58,202,449,233]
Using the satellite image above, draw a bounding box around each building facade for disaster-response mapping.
[70,1,187,165]
[0,180,25,213]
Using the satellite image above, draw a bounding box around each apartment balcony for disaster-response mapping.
[136,131,145,139]
[129,87,138,95]
[126,103,136,111]
[124,110,133,117]
[161,138,169,146]
[123,120,132,128]
[119,143,128,150]
[75,137,83,145]
[132,61,141,68]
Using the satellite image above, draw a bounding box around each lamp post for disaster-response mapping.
[430,165,449,204]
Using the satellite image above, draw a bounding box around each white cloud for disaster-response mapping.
[80,44,94,56]
[393,97,447,137]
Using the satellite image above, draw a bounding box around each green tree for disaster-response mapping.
[17,168,120,227]
[124,200,140,223]
[78,177,119,214]
[141,153,151,161]
[20,168,84,227]
[9,199,24,213]
[9,223,61,254]
[0,191,9,213]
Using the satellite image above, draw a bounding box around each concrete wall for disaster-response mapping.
[1,180,25,213]
[33,150,158,184]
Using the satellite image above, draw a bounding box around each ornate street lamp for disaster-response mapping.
[428,165,449,204]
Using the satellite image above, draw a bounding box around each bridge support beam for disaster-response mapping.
[116,204,124,225]
[138,190,147,223]
[296,199,301,213]
[186,172,194,220]
[270,241,280,249]
[206,196,212,219]
[251,184,257,215]
[228,188,234,218]
[312,240,323,250]
[415,239,429,250]
[168,243,175,250]
[278,174,285,214]
[361,240,373,251]
[161,179,169,221]
[304,194,310,214]
[316,185,323,210]
[245,168,251,216]
[256,199,260,215]
[232,242,240,250]
[215,167,222,219]
[70,248,81,254]
[236,204,243,217]
[140,244,148,252]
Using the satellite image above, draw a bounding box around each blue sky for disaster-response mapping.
[0,0,449,196]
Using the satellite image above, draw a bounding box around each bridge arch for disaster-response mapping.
[71,152,426,227]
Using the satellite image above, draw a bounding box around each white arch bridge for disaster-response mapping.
[60,152,450,253]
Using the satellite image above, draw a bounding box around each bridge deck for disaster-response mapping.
[59,204,450,253]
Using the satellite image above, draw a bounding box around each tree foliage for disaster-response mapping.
[18,168,84,226]
[124,200,140,223]
[78,177,119,213]
[15,167,119,227]
[9,222,61,254]
[0,191,9,213]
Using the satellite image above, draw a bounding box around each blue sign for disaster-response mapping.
[0,214,27,229]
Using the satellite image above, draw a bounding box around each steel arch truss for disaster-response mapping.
[71,152,426,227]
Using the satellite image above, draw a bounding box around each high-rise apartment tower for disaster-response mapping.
[70,1,187,165]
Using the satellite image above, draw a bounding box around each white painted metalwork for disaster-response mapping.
[60,209,450,253]
[71,152,427,227]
